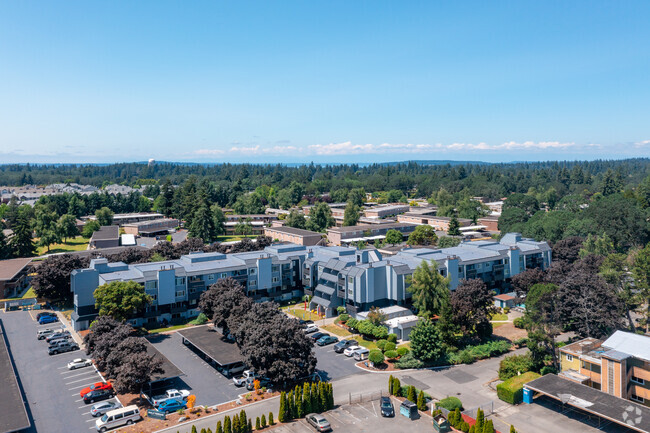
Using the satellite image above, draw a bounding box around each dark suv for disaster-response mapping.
[333,339,358,353]
[48,341,79,355]
[83,388,113,404]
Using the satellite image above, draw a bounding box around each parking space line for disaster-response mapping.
[85,419,95,423]
[357,402,376,418]
[66,377,98,385]
[62,370,96,378]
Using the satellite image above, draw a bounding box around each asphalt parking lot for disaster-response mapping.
[273,400,433,433]
[312,339,367,382]
[1,310,120,433]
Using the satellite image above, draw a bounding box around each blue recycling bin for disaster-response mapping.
[523,387,533,404]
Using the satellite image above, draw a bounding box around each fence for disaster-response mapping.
[340,389,387,405]
[462,401,494,419]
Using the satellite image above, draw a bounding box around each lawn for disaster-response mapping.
[21,287,37,299]
[146,323,194,334]
[492,322,506,328]
[281,304,323,321]
[490,313,509,321]
[36,236,90,255]
[320,324,378,350]
[216,235,259,242]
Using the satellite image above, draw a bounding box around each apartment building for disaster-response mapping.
[559,331,650,407]
[327,222,417,246]
[304,232,551,317]
[70,244,309,331]
[264,226,324,246]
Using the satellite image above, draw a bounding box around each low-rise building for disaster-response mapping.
[357,305,420,341]
[559,331,650,407]
[224,214,278,236]
[122,218,179,237]
[478,216,500,232]
[419,216,472,231]
[327,223,417,246]
[264,226,324,246]
[363,204,410,219]
[0,258,33,298]
[89,225,120,249]
[82,212,164,226]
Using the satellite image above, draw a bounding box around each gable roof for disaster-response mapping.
[0,258,32,281]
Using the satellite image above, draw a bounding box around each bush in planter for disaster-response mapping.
[384,341,396,352]
[368,350,385,365]
[396,346,409,357]
[346,317,359,331]
[337,306,346,315]
[435,396,463,411]
[372,325,388,340]
[395,351,423,369]
[376,339,388,351]
[384,350,398,360]
[338,313,350,323]
[387,333,397,343]
[358,320,374,336]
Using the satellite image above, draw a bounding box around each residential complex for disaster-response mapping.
[326,222,417,246]
[0,258,33,298]
[82,212,164,225]
[264,226,324,246]
[559,331,650,407]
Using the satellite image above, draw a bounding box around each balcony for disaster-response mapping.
[345,304,359,315]
[171,305,187,314]
[337,288,346,299]
[304,288,314,296]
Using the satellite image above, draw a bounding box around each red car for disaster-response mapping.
[80,381,112,398]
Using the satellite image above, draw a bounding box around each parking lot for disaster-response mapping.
[273,400,433,433]
[1,310,119,433]
[312,339,366,382]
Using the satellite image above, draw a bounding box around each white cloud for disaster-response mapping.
[635,140,650,147]
[194,149,225,155]
[307,141,436,155]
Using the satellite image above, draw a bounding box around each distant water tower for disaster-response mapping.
[148,159,155,167]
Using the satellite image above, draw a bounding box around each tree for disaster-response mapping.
[503,193,539,215]
[498,208,529,234]
[347,188,365,207]
[417,389,426,411]
[224,415,232,433]
[450,279,497,340]
[511,268,546,298]
[157,179,175,217]
[83,316,135,371]
[524,283,561,370]
[306,202,335,232]
[0,228,11,260]
[198,278,252,336]
[600,253,638,331]
[437,236,461,248]
[285,210,306,229]
[105,336,148,377]
[407,385,416,403]
[303,382,312,414]
[233,192,264,214]
[552,236,583,264]
[278,392,287,422]
[407,260,450,318]
[234,218,253,236]
[189,203,217,242]
[32,254,88,301]
[342,202,360,226]
[409,319,444,363]
[211,204,226,236]
[447,215,461,236]
[82,219,101,238]
[583,193,649,250]
[385,229,403,245]
[9,214,35,257]
[94,281,152,321]
[34,205,60,252]
[95,207,114,226]
[579,233,614,258]
[57,214,79,242]
[407,224,438,246]
[366,306,387,326]
[633,244,650,332]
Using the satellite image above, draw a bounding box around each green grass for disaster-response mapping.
[281,304,323,321]
[21,287,37,299]
[490,313,509,321]
[492,322,506,328]
[216,235,259,242]
[147,323,193,334]
[320,324,378,350]
[36,236,90,255]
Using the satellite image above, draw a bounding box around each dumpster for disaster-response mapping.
[433,413,451,433]
[400,400,418,420]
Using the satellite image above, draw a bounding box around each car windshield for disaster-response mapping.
[101,414,108,422]
[318,419,329,425]
[381,401,392,408]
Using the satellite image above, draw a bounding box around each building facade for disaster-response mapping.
[559,331,650,407]
[264,226,324,246]
[327,223,417,246]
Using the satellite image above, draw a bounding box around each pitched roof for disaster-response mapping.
[0,258,32,281]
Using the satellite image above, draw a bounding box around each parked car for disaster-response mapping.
[83,389,114,404]
[233,370,259,387]
[150,389,190,407]
[380,396,394,417]
[333,339,358,353]
[306,413,331,432]
[67,358,92,370]
[80,382,113,398]
[90,400,121,417]
[316,335,339,346]
[245,377,270,391]
[95,405,141,432]
[48,341,79,355]
[38,315,58,325]
[48,338,73,349]
[299,319,314,326]
[158,399,187,414]
[45,331,70,343]
[353,347,370,361]
[304,324,319,334]
[309,332,327,341]
[37,328,63,340]
[36,312,56,320]
[343,345,362,357]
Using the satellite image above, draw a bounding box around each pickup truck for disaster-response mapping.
[233,370,258,387]
[148,389,190,407]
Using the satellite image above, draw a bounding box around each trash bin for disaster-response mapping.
[400,400,418,420]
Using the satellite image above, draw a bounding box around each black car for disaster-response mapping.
[83,388,113,404]
[299,319,314,326]
[380,396,394,417]
[310,332,327,341]
[333,339,358,353]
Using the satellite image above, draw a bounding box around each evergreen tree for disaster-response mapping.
[475,408,484,432]
[310,382,319,413]
[302,382,311,414]
[256,416,261,431]
[9,214,35,257]
[407,260,450,318]
[417,390,426,411]
[389,375,394,395]
[287,391,295,420]
[407,385,416,403]
[240,410,247,432]
[448,214,461,236]
[216,420,223,433]
[191,426,198,433]
[67,195,85,217]
[319,382,328,412]
[232,413,240,433]
[482,419,495,433]
[342,202,360,226]
[295,385,303,417]
[278,392,287,423]
[158,179,175,217]
[510,425,517,433]
[57,213,79,242]
[189,202,216,243]
[261,414,266,427]
[392,377,401,397]
[327,383,334,410]
[247,419,252,433]
[268,412,274,425]
[0,229,12,259]
[224,415,232,433]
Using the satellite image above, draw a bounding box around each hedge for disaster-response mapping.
[447,340,511,365]
[496,372,541,404]
[435,396,463,411]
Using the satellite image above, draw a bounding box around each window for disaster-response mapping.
[249,268,257,275]
[631,394,645,403]
[145,281,157,290]
[249,280,257,287]
[220,273,227,279]
[566,354,573,362]
[189,288,196,294]
[207,274,215,281]
[175,277,185,286]
[272,277,279,283]
[348,277,353,284]
[272,266,279,272]
[189,299,197,306]
[149,294,157,301]
[175,290,185,297]
[631,376,645,385]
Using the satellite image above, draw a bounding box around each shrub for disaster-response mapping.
[268,412,274,425]
[397,346,409,356]
[395,351,423,369]
[261,414,266,427]
[503,307,510,314]
[190,312,208,325]
[346,317,359,330]
[336,306,346,315]
[460,421,470,432]
[540,365,557,375]
[372,325,388,340]
[436,396,463,411]
[497,372,541,404]
[383,341,396,352]
[513,317,525,329]
[376,339,388,351]
[448,340,512,365]
[387,333,398,343]
[512,337,528,348]
[368,350,385,365]
[384,350,398,360]
[499,354,533,381]
[338,313,350,323]
[407,385,416,403]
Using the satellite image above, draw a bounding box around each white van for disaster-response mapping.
[353,347,370,361]
[95,405,141,432]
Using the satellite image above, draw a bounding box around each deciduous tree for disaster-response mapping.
[407,225,438,246]
[94,281,152,321]
[409,319,444,363]
[450,279,497,340]
[199,278,252,336]
[32,254,89,301]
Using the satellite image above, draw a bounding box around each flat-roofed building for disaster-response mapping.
[363,204,410,219]
[264,226,324,246]
[327,222,417,246]
[123,218,179,237]
[82,212,164,226]
[89,225,120,249]
[0,258,33,298]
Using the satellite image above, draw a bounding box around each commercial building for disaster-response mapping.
[0,258,33,298]
[82,212,164,226]
[559,331,650,407]
[122,218,179,237]
[224,214,277,236]
[264,226,324,246]
[478,216,500,232]
[304,232,551,317]
[326,222,417,246]
[70,244,310,331]
[363,204,410,219]
[89,225,120,249]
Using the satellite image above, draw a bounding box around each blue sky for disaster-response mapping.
[1,1,649,164]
